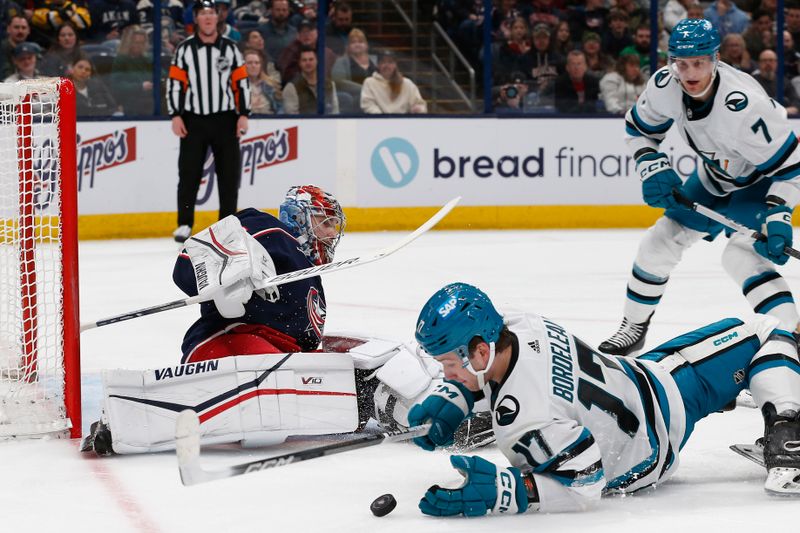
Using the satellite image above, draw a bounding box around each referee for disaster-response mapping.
[167,0,250,243]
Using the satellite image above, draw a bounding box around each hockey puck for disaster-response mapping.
[370,493,397,517]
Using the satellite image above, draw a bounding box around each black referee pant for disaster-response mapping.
[177,111,241,228]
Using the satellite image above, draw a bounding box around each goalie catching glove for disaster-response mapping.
[420,455,532,517]
[183,216,278,318]
[636,151,682,210]
[408,380,474,451]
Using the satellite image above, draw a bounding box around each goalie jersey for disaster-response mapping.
[489,312,688,512]
[625,62,800,207]
[173,208,326,359]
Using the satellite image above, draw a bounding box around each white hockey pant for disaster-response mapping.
[624,217,704,323]
[721,233,800,332]
[626,218,800,331]
[747,316,800,415]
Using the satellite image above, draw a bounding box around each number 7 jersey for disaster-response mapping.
[488,312,688,512]
[625,62,800,206]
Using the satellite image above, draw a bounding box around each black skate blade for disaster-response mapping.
[730,443,765,467]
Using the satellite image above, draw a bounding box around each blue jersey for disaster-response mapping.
[173,208,326,359]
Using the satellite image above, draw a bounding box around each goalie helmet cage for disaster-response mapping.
[0,78,80,439]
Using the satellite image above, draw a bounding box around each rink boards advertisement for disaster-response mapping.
[74,120,337,215]
[65,117,799,237]
[355,118,698,207]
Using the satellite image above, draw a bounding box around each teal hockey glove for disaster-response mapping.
[407,380,474,451]
[637,152,682,209]
[754,200,793,266]
[419,455,531,517]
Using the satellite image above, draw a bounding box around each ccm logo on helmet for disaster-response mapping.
[438,297,458,317]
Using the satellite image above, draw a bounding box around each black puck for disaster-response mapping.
[370,493,397,517]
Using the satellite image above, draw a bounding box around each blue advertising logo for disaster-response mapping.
[371,137,418,188]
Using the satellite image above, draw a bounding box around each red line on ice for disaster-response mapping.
[85,455,162,533]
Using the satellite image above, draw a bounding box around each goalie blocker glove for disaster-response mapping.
[753,196,793,266]
[636,150,682,210]
[419,455,537,517]
[408,380,474,451]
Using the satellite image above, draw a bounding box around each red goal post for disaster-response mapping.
[0,78,80,439]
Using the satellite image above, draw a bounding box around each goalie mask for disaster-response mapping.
[668,18,721,99]
[415,282,504,389]
[279,185,345,265]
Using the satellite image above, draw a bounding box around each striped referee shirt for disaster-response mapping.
[167,34,250,117]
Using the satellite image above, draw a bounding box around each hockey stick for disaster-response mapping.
[175,410,430,486]
[671,189,800,260]
[80,197,461,332]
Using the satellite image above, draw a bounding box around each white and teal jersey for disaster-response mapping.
[485,312,787,512]
[625,62,800,207]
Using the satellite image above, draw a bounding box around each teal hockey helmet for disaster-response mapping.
[668,19,721,58]
[415,282,503,359]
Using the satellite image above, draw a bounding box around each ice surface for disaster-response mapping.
[3,228,799,532]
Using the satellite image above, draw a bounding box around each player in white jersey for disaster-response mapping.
[408,282,800,516]
[599,19,800,356]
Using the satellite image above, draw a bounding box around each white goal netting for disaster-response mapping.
[0,79,73,438]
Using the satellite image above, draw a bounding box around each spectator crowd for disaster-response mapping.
[0,0,428,116]
[438,0,798,114]
[0,0,797,116]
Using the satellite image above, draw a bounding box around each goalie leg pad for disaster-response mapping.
[101,353,359,454]
[371,343,442,428]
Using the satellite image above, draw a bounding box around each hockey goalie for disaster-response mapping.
[81,185,490,455]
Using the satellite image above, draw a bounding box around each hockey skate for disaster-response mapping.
[173,225,191,243]
[598,315,652,356]
[80,419,115,457]
[761,404,800,495]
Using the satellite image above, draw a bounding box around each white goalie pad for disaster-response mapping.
[321,333,448,428]
[374,342,441,399]
[322,333,441,394]
[322,333,411,370]
[102,353,358,454]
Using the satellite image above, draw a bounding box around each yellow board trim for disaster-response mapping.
[75,206,666,240]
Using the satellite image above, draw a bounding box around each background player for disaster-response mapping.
[409,282,800,517]
[600,19,800,356]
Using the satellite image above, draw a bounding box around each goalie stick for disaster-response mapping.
[671,189,800,260]
[81,197,461,332]
[175,410,430,486]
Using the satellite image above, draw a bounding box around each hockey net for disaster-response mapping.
[0,78,80,438]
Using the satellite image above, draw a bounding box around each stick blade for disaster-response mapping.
[176,410,204,486]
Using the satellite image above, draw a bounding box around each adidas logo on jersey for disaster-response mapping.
[528,340,540,353]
